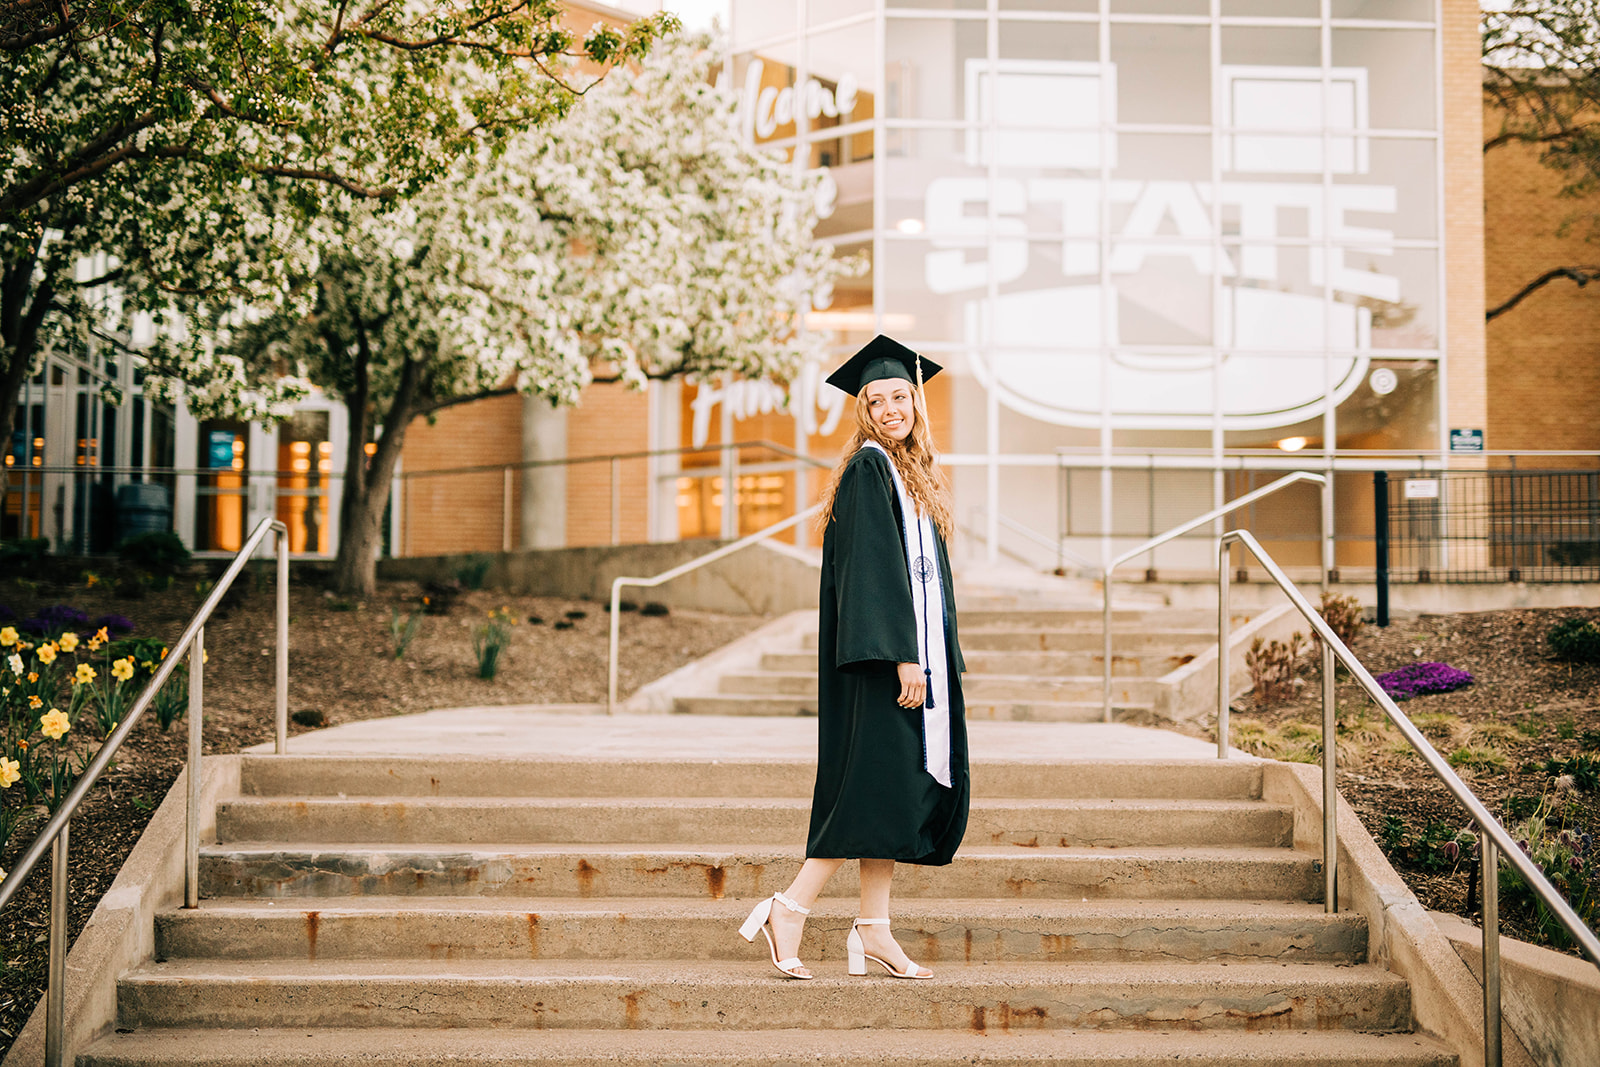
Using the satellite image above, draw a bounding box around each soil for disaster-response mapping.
[1,565,1596,1053]
[0,561,756,1054]
[1228,604,1600,952]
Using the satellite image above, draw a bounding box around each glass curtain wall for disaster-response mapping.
[733,1,1443,567]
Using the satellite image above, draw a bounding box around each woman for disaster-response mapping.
[739,335,969,980]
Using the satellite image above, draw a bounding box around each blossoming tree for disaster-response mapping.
[179,33,854,596]
[0,0,669,517]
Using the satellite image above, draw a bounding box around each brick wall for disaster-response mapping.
[1483,100,1600,460]
[398,394,524,556]
[1443,0,1488,455]
[565,382,651,546]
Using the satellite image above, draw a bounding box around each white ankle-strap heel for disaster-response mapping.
[847,918,932,979]
[739,892,813,979]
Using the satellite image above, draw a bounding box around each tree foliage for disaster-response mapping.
[165,32,857,593]
[0,0,672,463]
[1483,0,1600,318]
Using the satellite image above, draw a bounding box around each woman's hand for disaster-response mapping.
[896,662,926,708]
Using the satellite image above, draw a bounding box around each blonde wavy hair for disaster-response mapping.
[818,380,954,541]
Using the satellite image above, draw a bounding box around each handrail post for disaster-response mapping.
[1321,636,1337,914]
[44,821,67,1067]
[610,457,621,547]
[1483,835,1503,1067]
[185,626,204,910]
[276,529,289,755]
[1102,572,1114,723]
[1320,476,1337,915]
[607,580,623,715]
[1217,539,1230,759]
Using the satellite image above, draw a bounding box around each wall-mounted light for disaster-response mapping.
[1277,436,1308,452]
[894,218,925,234]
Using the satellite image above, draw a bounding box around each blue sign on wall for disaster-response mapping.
[1449,429,1484,454]
[207,431,238,469]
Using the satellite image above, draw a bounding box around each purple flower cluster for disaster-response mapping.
[1375,661,1473,701]
[21,604,91,636]
[14,605,134,638]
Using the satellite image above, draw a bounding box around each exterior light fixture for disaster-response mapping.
[1277,436,1308,452]
[894,218,925,234]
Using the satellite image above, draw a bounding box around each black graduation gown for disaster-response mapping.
[806,447,970,866]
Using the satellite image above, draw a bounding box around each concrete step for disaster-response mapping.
[155,897,1366,965]
[716,671,1160,704]
[115,959,1411,1032]
[237,756,1269,802]
[671,694,1142,721]
[799,630,1216,653]
[214,796,1291,848]
[198,844,1320,901]
[956,630,1216,653]
[79,1027,1459,1067]
[760,649,1193,677]
[957,609,1229,630]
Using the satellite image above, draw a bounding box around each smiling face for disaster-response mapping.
[863,377,915,442]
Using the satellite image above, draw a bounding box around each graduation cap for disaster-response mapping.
[824,335,943,397]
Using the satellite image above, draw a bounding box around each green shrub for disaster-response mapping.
[116,531,190,575]
[0,538,50,568]
[454,554,494,591]
[1549,617,1600,663]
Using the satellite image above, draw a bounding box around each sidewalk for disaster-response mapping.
[251,705,1233,761]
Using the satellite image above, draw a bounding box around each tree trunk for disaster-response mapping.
[330,328,422,597]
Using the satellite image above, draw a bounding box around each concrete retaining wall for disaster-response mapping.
[1261,762,1536,1067]
[1433,911,1600,1067]
[378,540,821,615]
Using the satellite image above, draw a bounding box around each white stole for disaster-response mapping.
[861,441,952,787]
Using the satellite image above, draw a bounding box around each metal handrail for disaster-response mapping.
[607,503,823,714]
[0,516,289,1066]
[1101,471,1332,723]
[1217,529,1600,1067]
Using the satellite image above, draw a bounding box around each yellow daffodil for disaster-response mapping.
[36,643,57,665]
[74,663,97,685]
[40,708,69,740]
[26,672,38,683]
[84,573,99,587]
[111,658,134,682]
[27,695,42,709]
[0,626,16,646]
[160,646,168,660]
[202,649,209,664]
[95,627,109,643]
[140,661,154,671]
[86,638,103,652]
[58,632,79,653]
[0,757,18,788]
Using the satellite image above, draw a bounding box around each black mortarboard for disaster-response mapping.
[824,335,943,397]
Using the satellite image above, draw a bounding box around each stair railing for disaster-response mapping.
[1217,529,1600,1067]
[607,503,824,714]
[0,516,289,1067]
[1102,471,1332,724]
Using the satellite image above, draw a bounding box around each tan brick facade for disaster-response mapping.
[1443,0,1489,454]
[398,395,524,557]
[1483,105,1600,461]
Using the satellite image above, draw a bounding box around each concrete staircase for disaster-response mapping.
[78,753,1457,1066]
[674,606,1222,722]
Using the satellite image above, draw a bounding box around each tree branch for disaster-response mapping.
[246,163,397,199]
[414,384,520,416]
[1487,265,1600,321]
[1484,121,1600,153]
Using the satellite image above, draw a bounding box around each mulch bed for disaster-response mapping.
[0,562,756,1054]
[1228,605,1600,952]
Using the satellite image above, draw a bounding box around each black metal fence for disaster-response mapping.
[1375,469,1600,586]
